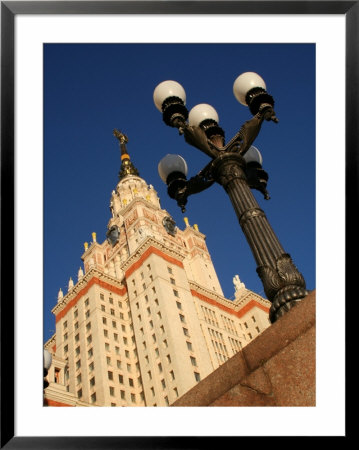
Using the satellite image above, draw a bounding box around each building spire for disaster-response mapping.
[113,129,140,180]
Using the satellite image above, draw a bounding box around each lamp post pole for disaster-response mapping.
[154,73,308,323]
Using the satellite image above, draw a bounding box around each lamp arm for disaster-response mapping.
[172,160,215,212]
[172,117,219,159]
[225,104,278,155]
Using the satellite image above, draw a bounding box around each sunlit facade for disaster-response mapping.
[44,134,271,407]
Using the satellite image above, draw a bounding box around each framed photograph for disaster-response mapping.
[1,1,353,447]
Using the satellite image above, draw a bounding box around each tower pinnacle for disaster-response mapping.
[113,129,140,180]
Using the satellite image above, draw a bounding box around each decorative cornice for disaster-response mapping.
[189,281,270,318]
[52,268,127,320]
[121,236,186,273]
[44,333,56,351]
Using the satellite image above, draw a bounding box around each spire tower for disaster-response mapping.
[113,129,140,180]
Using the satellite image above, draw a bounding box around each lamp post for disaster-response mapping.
[153,73,308,323]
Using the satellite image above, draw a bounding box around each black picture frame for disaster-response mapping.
[1,1,353,447]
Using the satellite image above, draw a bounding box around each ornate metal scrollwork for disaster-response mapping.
[257,253,308,322]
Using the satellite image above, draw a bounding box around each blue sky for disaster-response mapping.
[44,43,315,343]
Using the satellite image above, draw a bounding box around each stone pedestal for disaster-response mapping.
[172,290,315,407]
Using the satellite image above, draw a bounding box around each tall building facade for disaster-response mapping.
[44,132,271,407]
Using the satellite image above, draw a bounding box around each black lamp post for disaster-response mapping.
[153,73,308,323]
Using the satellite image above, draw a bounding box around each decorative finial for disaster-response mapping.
[184,217,189,227]
[92,232,97,243]
[193,224,199,231]
[78,267,84,280]
[68,277,74,291]
[113,129,140,180]
[84,242,89,251]
[57,288,64,302]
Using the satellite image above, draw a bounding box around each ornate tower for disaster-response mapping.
[45,132,271,407]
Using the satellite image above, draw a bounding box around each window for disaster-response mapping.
[125,350,130,358]
[129,378,134,387]
[102,317,107,325]
[109,297,113,304]
[117,360,122,369]
[251,315,256,322]
[110,308,115,316]
[77,389,82,399]
[121,325,126,332]
[88,348,93,358]
[158,362,163,373]
[111,403,116,407]
[161,379,166,389]
[100,293,104,300]
[151,387,155,396]
[164,396,169,406]
[86,322,91,331]
[123,336,128,345]
[89,376,95,387]
[120,390,125,399]
[76,360,81,370]
[183,328,189,336]
[74,309,78,318]
[63,333,68,341]
[87,335,92,345]
[76,374,82,385]
[256,326,260,333]
[147,307,151,316]
[244,322,248,329]
[157,312,162,320]
[166,354,171,364]
[131,393,136,403]
[186,341,193,351]
[173,289,179,297]
[63,321,67,329]
[118,301,123,309]
[194,372,201,382]
[163,339,168,348]
[145,295,149,303]
[114,333,118,341]
[127,363,131,372]
[147,264,151,271]
[152,287,156,294]
[149,320,153,329]
[112,321,117,329]
[170,370,175,380]
[75,333,80,342]
[248,332,252,339]
[85,298,89,307]
[154,298,159,306]
[109,387,115,397]
[190,356,197,366]
[85,310,90,319]
[148,370,152,380]
[141,272,144,279]
[104,329,108,337]
[167,266,173,274]
[101,305,106,312]
[90,393,96,403]
[119,374,124,384]
[120,312,124,320]
[170,278,175,285]
[179,314,185,323]
[75,346,80,356]
[115,346,120,355]
[105,343,110,352]
[174,387,179,397]
[155,348,159,357]
[107,356,111,365]
[152,334,156,343]
[176,301,182,310]
[74,321,79,330]
[160,325,165,334]
[89,362,94,372]
[143,283,146,290]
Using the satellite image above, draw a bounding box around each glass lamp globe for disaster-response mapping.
[233,72,266,106]
[44,349,53,370]
[153,80,186,112]
[158,154,188,183]
[243,146,263,166]
[188,103,219,126]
